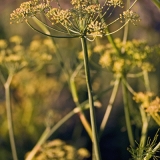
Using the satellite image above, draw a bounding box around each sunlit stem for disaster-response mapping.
[4,72,18,160]
[144,142,160,160]
[139,106,149,147]
[32,16,92,139]
[143,70,151,92]
[70,63,93,141]
[25,84,113,160]
[138,70,151,150]
[151,0,160,9]
[138,71,151,156]
[122,76,135,147]
[100,77,120,136]
[122,78,136,95]
[25,109,76,160]
[81,36,101,160]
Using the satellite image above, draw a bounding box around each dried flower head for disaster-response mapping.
[120,10,140,25]
[10,0,140,39]
[146,97,160,125]
[71,0,91,9]
[133,93,160,125]
[107,0,124,7]
[10,0,50,23]
[146,97,160,114]
[46,8,71,25]
[133,92,153,109]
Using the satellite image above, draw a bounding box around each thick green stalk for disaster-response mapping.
[4,73,18,160]
[81,37,101,160]
[122,77,135,147]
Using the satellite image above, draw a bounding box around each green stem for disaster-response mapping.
[150,0,160,9]
[25,109,76,160]
[33,16,93,140]
[144,142,160,160]
[138,70,150,148]
[25,85,113,160]
[81,37,101,160]
[122,77,135,147]
[139,106,148,148]
[4,73,18,160]
[143,70,151,92]
[70,63,93,141]
[32,17,70,80]
[100,77,120,136]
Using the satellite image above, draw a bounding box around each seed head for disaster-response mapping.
[120,10,140,25]
[10,0,50,23]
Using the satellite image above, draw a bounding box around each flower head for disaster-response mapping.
[10,0,139,39]
[120,10,140,25]
[98,39,154,75]
[10,0,50,23]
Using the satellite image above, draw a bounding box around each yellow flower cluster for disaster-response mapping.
[0,36,54,73]
[0,36,27,72]
[133,92,153,109]
[133,92,160,125]
[10,0,136,38]
[98,39,155,75]
[10,0,50,23]
[34,139,90,160]
[120,10,140,25]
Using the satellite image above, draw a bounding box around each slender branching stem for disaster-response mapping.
[81,36,101,160]
[100,77,120,136]
[70,63,93,141]
[139,106,148,148]
[25,85,113,160]
[137,71,150,157]
[138,70,151,149]
[25,84,113,159]
[122,78,136,95]
[143,70,151,92]
[122,76,135,147]
[4,72,18,160]
[33,16,92,140]
[25,109,76,160]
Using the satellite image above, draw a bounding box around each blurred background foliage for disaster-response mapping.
[0,0,160,160]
